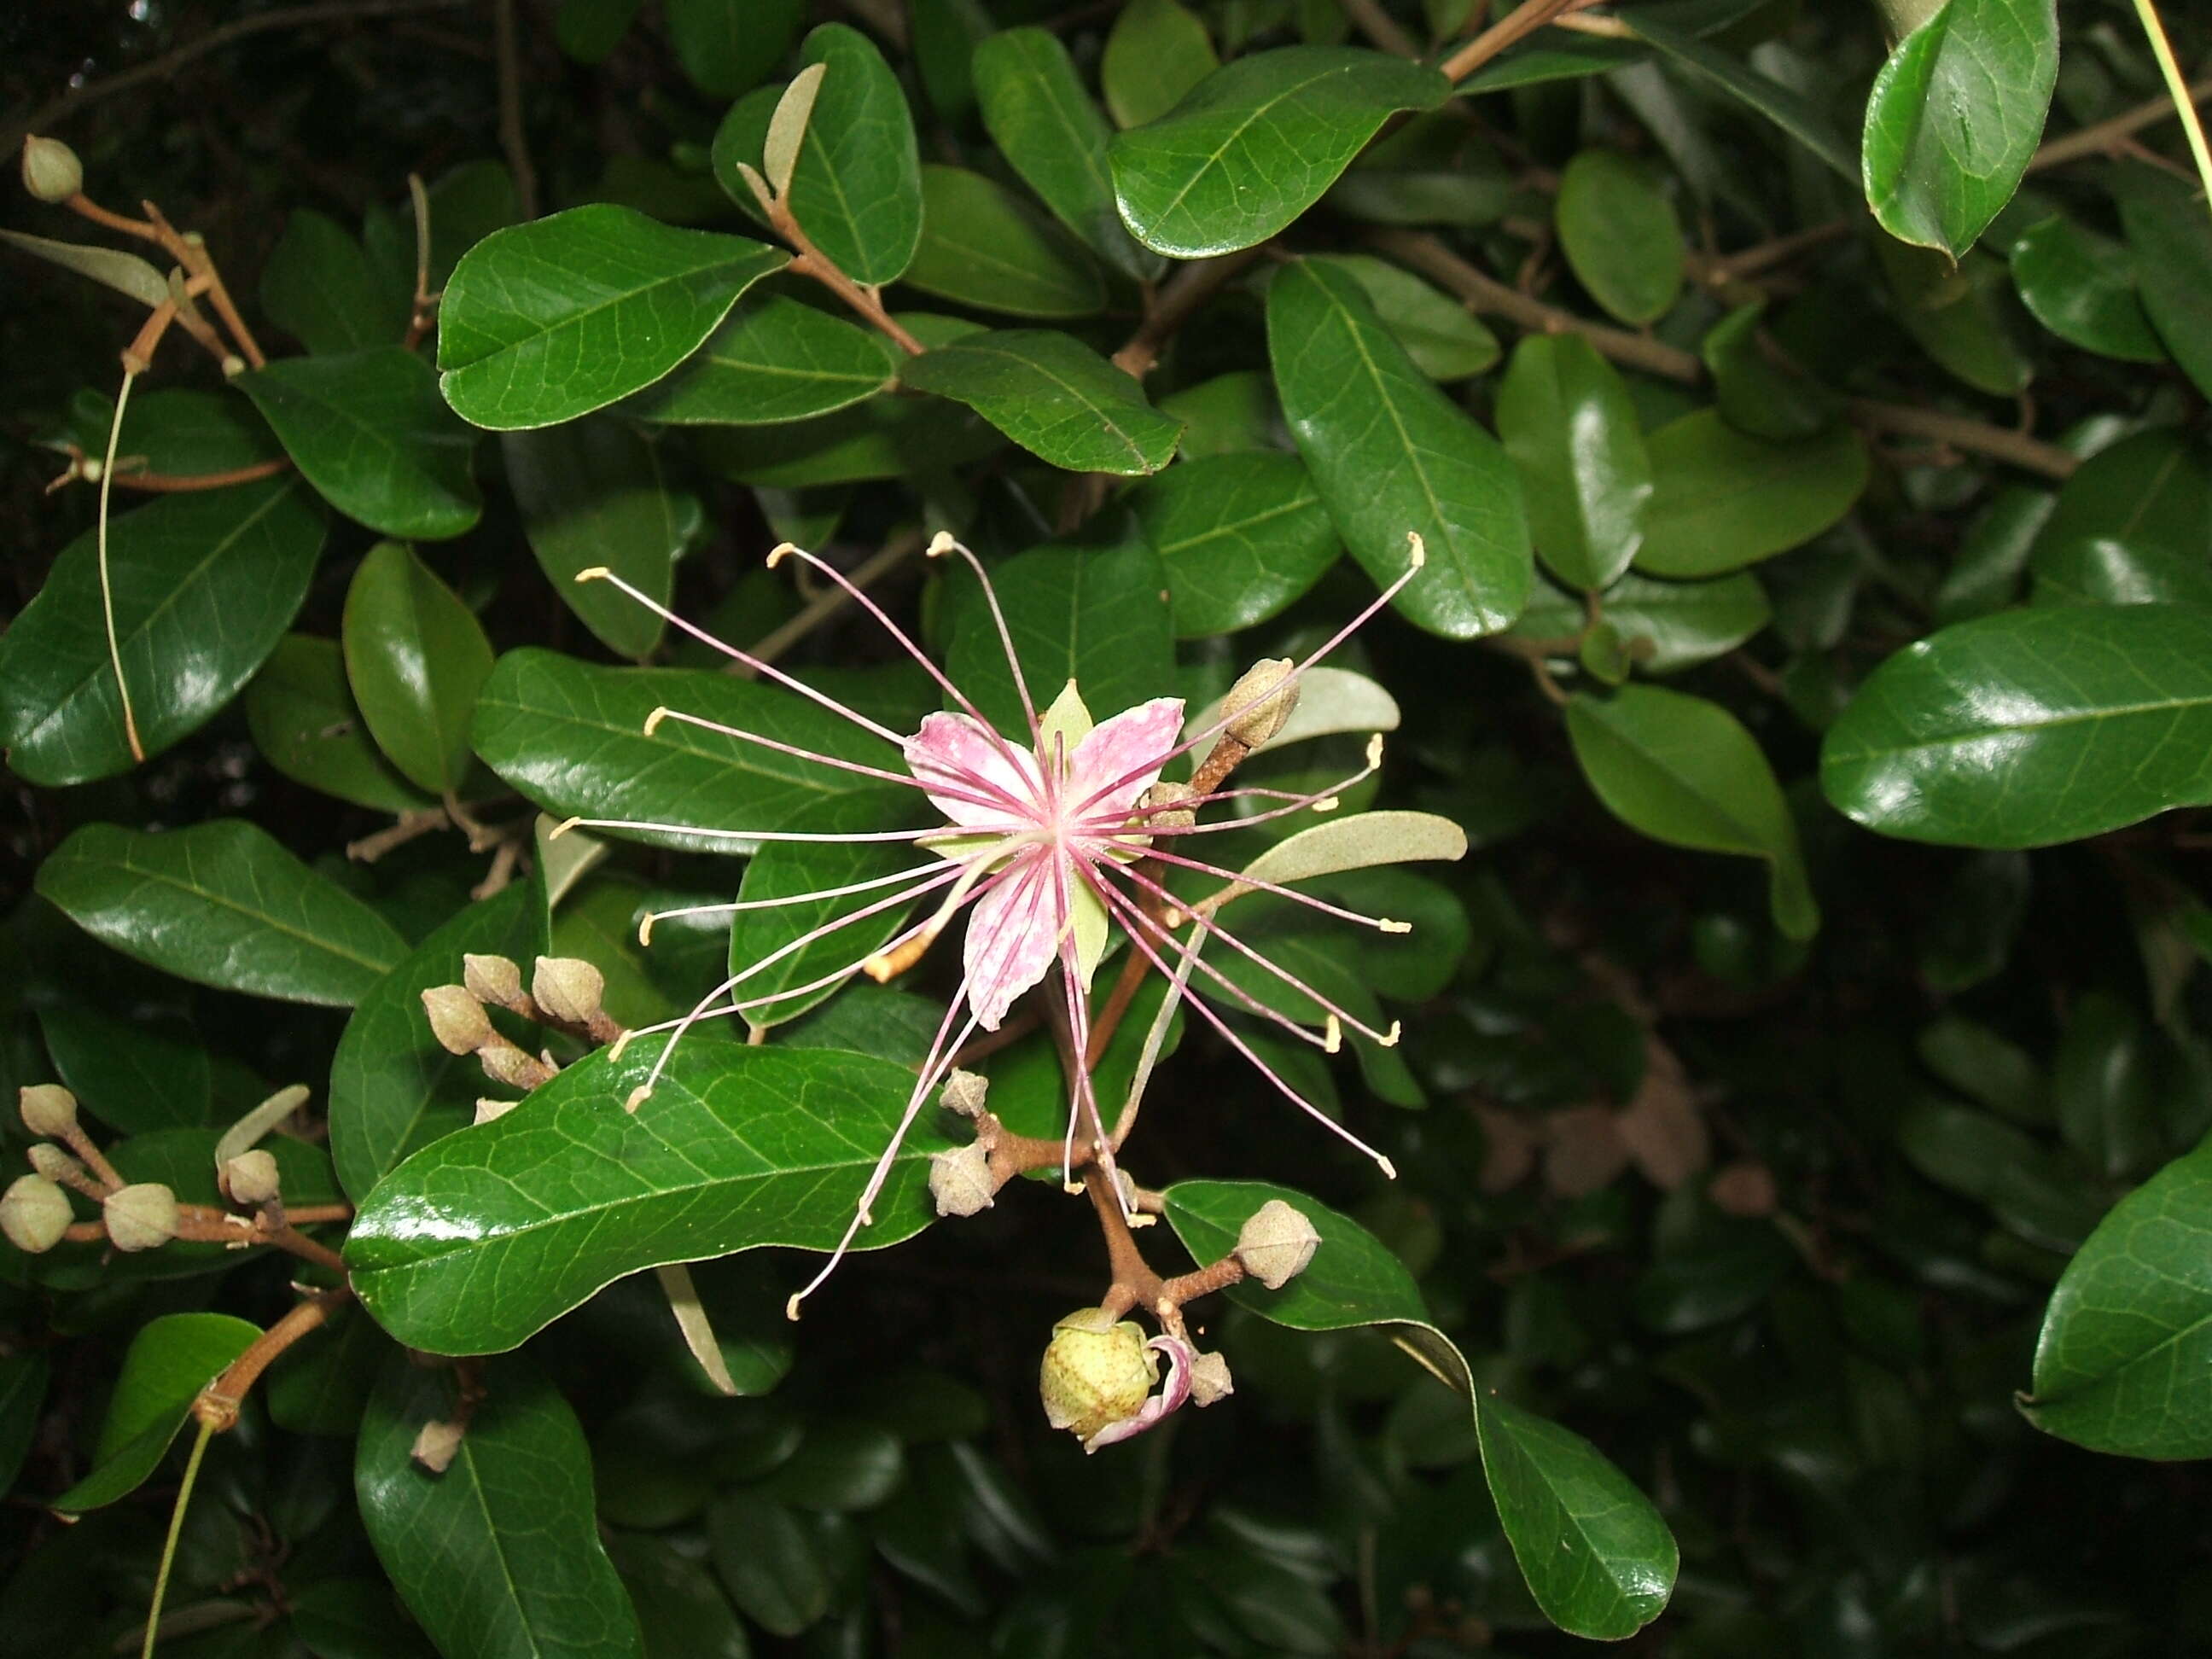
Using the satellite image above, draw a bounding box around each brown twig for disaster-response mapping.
[771,198,925,355]
[2029,73,2212,172]
[1439,0,1595,84]
[73,456,294,494]
[1845,399,2078,480]
[1112,246,1269,380]
[492,0,539,219]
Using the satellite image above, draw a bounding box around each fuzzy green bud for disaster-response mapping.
[422,985,494,1055]
[532,956,607,1026]
[20,136,83,204]
[26,1143,81,1184]
[102,1182,178,1252]
[223,1150,281,1207]
[0,1175,73,1254]
[1234,1198,1320,1289]
[20,1083,79,1139]
[928,1141,998,1217]
[1039,1309,1156,1440]
[463,953,523,1006]
[1220,658,1299,749]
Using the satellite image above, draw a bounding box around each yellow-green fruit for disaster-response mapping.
[1039,1309,1155,1439]
[0,1175,73,1254]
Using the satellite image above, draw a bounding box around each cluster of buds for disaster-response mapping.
[3,1084,178,1255]
[924,1068,1015,1219]
[422,954,626,1121]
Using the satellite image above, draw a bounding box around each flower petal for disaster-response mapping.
[963,852,1058,1029]
[905,712,1042,827]
[1083,1334,1196,1452]
[1067,697,1185,822]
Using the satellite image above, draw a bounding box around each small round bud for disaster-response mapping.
[928,1142,999,1217]
[20,136,83,204]
[1134,779,1198,832]
[532,956,606,1026]
[20,1083,79,1139]
[1188,1350,1235,1407]
[102,1183,178,1252]
[222,1150,281,1207]
[939,1068,990,1119]
[1235,1198,1321,1289]
[1039,1309,1157,1441]
[1,1175,73,1253]
[463,953,523,1006]
[1220,658,1299,749]
[27,1143,81,1184]
[422,985,495,1056]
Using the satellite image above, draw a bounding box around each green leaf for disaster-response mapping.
[421,161,522,294]
[1161,1178,1427,1330]
[1102,0,1217,128]
[610,1534,754,1659]
[37,1004,212,1132]
[343,541,495,795]
[1554,150,1685,326]
[346,1040,953,1353]
[2028,428,2212,608]
[2025,1132,2212,1458]
[1511,570,1772,674]
[245,634,434,812]
[238,348,481,540]
[711,1499,830,1635]
[779,25,924,284]
[1109,47,1448,258]
[1877,239,2034,397]
[975,28,1162,283]
[944,540,1174,736]
[2119,165,2212,402]
[899,330,1180,476]
[1495,334,1653,592]
[265,1301,391,1436]
[35,819,408,1005]
[259,208,408,354]
[62,386,284,480]
[1625,15,1856,182]
[1820,603,2212,847]
[470,649,912,855]
[1307,254,1500,381]
[2053,991,2163,1180]
[437,205,788,429]
[667,0,801,97]
[902,166,1106,318]
[1633,410,1868,579]
[1130,451,1340,637]
[625,294,899,426]
[51,1313,260,1511]
[358,1352,644,1659]
[329,872,549,1202]
[504,419,700,661]
[693,395,1005,486]
[1567,684,1818,940]
[1700,300,1842,442]
[0,477,325,786]
[0,1352,47,1497]
[2010,214,2167,364]
[1268,257,1530,639]
[1862,0,2058,258]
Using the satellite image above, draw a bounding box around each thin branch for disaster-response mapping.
[103,457,294,493]
[736,530,926,672]
[194,1286,354,1431]
[2029,71,2212,172]
[492,0,538,219]
[1439,0,1594,84]
[1844,399,2078,480]
[1112,245,1270,379]
[1339,0,1423,58]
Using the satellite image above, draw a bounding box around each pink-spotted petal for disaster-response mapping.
[1066,697,1185,823]
[905,712,1043,827]
[963,851,1058,1029]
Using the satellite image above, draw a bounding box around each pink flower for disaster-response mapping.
[558,533,1428,1314]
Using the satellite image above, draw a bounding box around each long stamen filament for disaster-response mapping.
[644,706,1029,817]
[637,859,949,944]
[550,815,1024,847]
[926,533,1045,746]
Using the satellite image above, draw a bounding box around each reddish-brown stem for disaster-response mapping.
[769,200,924,355]
[1112,246,1270,380]
[1086,1164,1166,1315]
[194,1286,353,1430]
[59,1123,125,1193]
[142,201,265,369]
[282,1203,356,1225]
[105,457,294,493]
[63,191,160,243]
[1439,0,1595,84]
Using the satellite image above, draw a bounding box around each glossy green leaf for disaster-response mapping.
[0,1353,46,1498]
[783,25,924,284]
[2119,166,2212,402]
[694,395,1005,486]
[358,1352,644,1659]
[2011,214,2166,364]
[1130,451,1340,637]
[610,1534,753,1659]
[1102,0,1216,128]
[470,649,912,854]
[329,873,549,1202]
[1496,334,1653,592]
[0,477,324,786]
[346,1040,953,1353]
[1555,150,1685,326]
[1878,239,2034,397]
[1633,410,1868,578]
[1511,570,1772,674]
[260,208,408,354]
[61,386,284,480]
[1161,1179,1427,1330]
[1862,0,2058,258]
[51,1313,261,1512]
[1626,15,1856,182]
[1701,300,1842,442]
[343,541,495,795]
[902,166,1106,318]
[504,419,700,661]
[1157,370,1283,459]
[626,294,898,426]
[437,205,788,428]
[725,796,917,1030]
[37,1004,212,1132]
[2025,1132,2212,1458]
[1268,257,1531,638]
[975,28,1161,282]
[245,635,434,812]
[239,348,480,540]
[35,819,408,1005]
[944,540,1174,736]
[2028,428,2212,608]
[667,0,801,97]
[1821,603,2212,847]
[1307,254,1499,381]
[1109,47,1448,258]
[1568,684,1818,940]
[900,330,1180,476]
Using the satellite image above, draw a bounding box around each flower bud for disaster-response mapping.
[478,1042,556,1091]
[939,1068,989,1119]
[20,136,83,203]
[27,1143,81,1184]
[1235,1198,1320,1289]
[20,1083,79,1138]
[928,1141,998,1217]
[102,1182,178,1252]
[1134,779,1198,832]
[1220,658,1299,749]
[223,1150,281,1207]
[1039,1308,1156,1440]
[1,1175,73,1253]
[463,953,523,1006]
[1189,1350,1234,1407]
[422,985,494,1056]
[532,956,606,1026]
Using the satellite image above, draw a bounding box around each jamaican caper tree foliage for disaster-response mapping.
[5,0,2212,1652]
